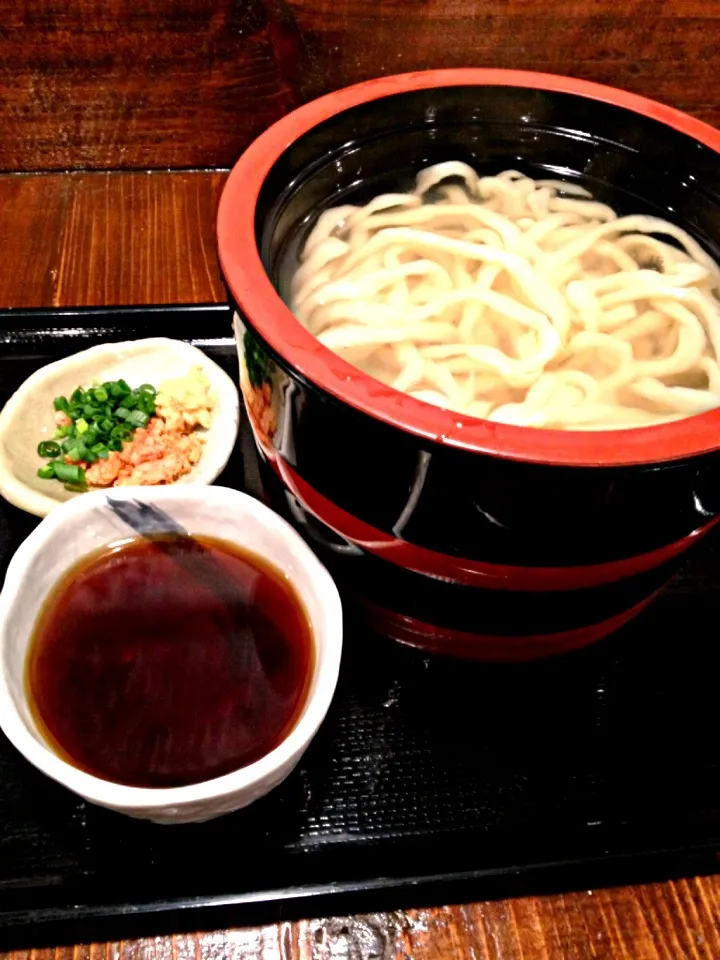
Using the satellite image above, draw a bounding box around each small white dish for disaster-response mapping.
[0,485,343,823]
[0,338,240,518]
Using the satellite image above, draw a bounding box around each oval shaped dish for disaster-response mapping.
[0,338,240,518]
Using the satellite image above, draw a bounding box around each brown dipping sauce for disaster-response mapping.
[25,535,314,788]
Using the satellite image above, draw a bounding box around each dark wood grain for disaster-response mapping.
[0,171,227,308]
[0,0,300,172]
[2,878,720,958]
[1,0,719,171]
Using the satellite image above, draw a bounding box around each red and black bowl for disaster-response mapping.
[217,69,720,661]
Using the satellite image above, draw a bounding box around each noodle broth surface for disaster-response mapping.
[289,163,720,431]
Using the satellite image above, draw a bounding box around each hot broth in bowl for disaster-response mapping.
[290,163,720,431]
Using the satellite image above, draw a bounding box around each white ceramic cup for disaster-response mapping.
[0,485,343,823]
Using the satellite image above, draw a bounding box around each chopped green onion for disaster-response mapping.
[66,439,87,458]
[53,462,85,484]
[37,440,61,458]
[40,377,162,487]
[126,410,149,429]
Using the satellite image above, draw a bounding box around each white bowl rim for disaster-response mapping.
[0,484,343,810]
[0,337,240,519]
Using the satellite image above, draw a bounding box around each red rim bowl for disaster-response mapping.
[217,68,720,468]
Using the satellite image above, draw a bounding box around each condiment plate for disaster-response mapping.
[0,337,240,518]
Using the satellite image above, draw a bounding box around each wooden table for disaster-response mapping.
[2,169,720,960]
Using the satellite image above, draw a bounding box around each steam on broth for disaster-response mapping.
[290,162,720,430]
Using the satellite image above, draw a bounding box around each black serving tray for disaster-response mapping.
[1,305,719,949]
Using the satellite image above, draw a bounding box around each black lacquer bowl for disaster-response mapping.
[217,69,720,661]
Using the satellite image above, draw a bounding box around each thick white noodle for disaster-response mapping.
[290,164,720,430]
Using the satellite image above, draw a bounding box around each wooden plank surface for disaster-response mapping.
[1,0,719,171]
[0,172,227,308]
[2,877,720,959]
[2,170,720,956]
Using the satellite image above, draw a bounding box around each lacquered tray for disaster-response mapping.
[0,305,719,949]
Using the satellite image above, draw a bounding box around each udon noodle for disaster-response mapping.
[290,162,720,430]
